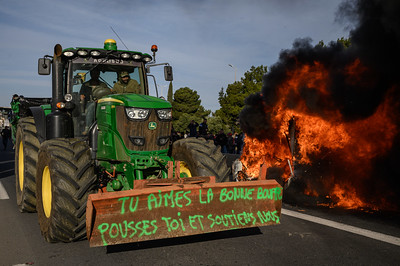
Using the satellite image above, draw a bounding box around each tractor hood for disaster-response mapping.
[97,94,172,109]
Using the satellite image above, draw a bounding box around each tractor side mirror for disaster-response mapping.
[38,58,51,75]
[164,65,173,81]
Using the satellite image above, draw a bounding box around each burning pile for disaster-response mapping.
[239,0,400,211]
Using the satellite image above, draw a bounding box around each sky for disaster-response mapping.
[0,0,350,111]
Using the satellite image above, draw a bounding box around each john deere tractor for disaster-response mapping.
[12,39,282,247]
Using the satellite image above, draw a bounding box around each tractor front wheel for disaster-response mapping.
[172,138,230,182]
[36,138,96,242]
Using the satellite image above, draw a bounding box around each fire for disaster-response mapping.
[240,135,292,182]
[240,58,399,211]
[330,184,372,210]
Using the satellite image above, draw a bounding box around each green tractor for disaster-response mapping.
[12,39,282,247]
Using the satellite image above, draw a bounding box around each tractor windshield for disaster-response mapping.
[69,61,146,95]
[67,58,147,136]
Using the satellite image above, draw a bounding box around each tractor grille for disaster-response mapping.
[116,106,171,151]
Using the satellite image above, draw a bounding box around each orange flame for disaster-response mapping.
[240,59,398,211]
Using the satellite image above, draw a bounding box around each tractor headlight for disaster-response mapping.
[120,52,131,59]
[156,109,172,121]
[64,93,73,102]
[132,53,142,60]
[90,50,101,57]
[63,51,75,57]
[142,54,152,63]
[125,107,150,120]
[157,136,170,146]
[77,49,88,57]
[129,136,145,146]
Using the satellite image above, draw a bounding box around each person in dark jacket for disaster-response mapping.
[227,133,235,154]
[198,119,208,137]
[79,68,111,133]
[215,129,227,153]
[188,120,199,137]
[236,132,244,154]
[1,126,11,150]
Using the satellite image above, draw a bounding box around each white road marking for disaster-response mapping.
[0,160,14,165]
[282,208,400,246]
[0,169,14,175]
[0,181,10,199]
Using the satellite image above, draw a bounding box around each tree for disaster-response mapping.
[173,113,200,134]
[171,87,210,132]
[337,37,351,48]
[316,40,325,47]
[215,65,267,132]
[172,87,201,121]
[316,37,351,48]
[207,116,230,134]
[194,105,210,120]
[167,82,173,103]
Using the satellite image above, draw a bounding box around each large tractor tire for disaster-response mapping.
[15,117,40,212]
[35,138,97,242]
[172,138,230,182]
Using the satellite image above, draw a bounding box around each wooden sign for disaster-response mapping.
[87,178,282,247]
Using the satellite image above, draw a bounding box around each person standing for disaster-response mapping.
[236,132,244,154]
[1,126,11,151]
[198,119,208,137]
[227,133,235,154]
[215,129,227,153]
[187,120,199,137]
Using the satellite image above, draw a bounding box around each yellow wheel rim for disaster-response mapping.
[42,166,52,218]
[180,161,192,177]
[18,141,24,191]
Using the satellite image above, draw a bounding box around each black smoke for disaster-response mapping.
[239,0,400,211]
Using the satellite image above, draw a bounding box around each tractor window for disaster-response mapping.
[70,64,144,94]
[68,62,146,136]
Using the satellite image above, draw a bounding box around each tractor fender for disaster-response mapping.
[29,106,46,143]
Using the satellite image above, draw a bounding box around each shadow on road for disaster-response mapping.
[0,149,14,179]
[106,227,262,254]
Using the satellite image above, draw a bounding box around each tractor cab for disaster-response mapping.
[38,39,173,138]
[67,57,149,135]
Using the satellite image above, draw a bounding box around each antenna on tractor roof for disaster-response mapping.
[109,26,129,50]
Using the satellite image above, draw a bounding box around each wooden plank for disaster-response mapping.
[259,163,267,180]
[87,179,282,247]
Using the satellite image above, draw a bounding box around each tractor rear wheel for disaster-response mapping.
[15,117,40,212]
[35,138,96,242]
[172,138,230,182]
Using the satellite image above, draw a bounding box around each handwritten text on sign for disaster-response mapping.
[89,183,283,247]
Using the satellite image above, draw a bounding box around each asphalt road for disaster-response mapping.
[1,146,399,266]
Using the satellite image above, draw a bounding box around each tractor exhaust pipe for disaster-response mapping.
[51,44,63,112]
[46,44,74,139]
